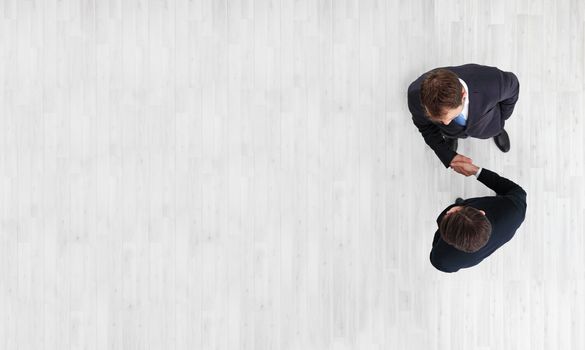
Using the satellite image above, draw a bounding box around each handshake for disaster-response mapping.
[450,154,480,176]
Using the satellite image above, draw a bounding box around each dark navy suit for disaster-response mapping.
[430,169,527,273]
[408,64,520,167]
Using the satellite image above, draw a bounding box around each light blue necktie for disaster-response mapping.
[453,113,467,126]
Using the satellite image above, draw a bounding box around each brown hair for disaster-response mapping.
[420,69,463,120]
[439,206,492,253]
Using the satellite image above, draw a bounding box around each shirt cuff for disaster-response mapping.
[474,167,483,178]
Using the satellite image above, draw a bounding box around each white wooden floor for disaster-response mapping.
[1,0,584,349]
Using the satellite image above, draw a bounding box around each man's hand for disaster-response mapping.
[450,153,476,176]
[450,154,473,165]
[450,161,479,177]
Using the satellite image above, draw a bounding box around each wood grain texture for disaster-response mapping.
[1,0,584,349]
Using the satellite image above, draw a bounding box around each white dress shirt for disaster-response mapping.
[459,78,470,121]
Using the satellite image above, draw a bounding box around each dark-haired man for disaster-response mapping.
[430,163,527,273]
[407,64,520,176]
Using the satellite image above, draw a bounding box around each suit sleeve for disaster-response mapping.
[408,90,457,168]
[498,70,520,120]
[477,168,527,213]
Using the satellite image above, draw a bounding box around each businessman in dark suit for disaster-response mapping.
[429,162,527,273]
[407,64,520,176]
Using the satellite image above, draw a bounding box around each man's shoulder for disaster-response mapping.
[451,64,504,85]
[407,77,424,115]
[407,74,423,95]
[449,63,500,73]
[408,64,498,90]
[430,248,461,273]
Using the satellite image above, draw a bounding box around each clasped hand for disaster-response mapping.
[450,154,479,176]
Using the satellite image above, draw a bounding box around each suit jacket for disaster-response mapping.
[408,64,520,167]
[430,169,527,273]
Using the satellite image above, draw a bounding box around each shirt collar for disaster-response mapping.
[459,78,470,118]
